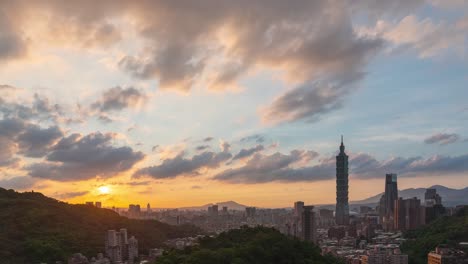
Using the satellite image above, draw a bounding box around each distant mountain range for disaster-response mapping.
[352,185,468,207]
[179,201,248,211]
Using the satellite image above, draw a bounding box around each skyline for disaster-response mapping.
[1,0,468,208]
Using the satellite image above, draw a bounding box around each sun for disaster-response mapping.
[98,186,111,194]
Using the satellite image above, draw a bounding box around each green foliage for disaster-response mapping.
[157,226,343,264]
[401,206,468,264]
[0,188,200,264]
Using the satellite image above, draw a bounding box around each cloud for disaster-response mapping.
[191,185,203,189]
[28,132,145,181]
[232,145,265,160]
[17,125,63,157]
[214,149,468,184]
[196,145,210,151]
[0,176,38,190]
[91,86,148,112]
[53,191,88,200]
[134,149,232,179]
[214,150,323,184]
[424,133,460,145]
[0,9,27,62]
[203,137,214,142]
[350,153,468,178]
[240,134,265,144]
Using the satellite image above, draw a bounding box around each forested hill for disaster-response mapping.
[0,188,200,264]
[157,226,343,264]
[401,206,468,264]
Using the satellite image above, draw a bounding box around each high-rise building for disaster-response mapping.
[425,188,442,206]
[147,203,151,213]
[394,197,425,231]
[95,201,102,208]
[105,230,122,263]
[85,201,94,206]
[335,136,349,226]
[380,173,398,230]
[128,236,139,264]
[294,201,304,218]
[301,205,316,243]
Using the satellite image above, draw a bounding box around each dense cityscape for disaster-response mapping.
[69,139,468,264]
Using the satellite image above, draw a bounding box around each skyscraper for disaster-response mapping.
[335,136,349,226]
[381,173,398,230]
[294,201,304,218]
[301,205,317,243]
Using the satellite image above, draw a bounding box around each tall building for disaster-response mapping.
[128,236,139,264]
[105,230,122,263]
[425,188,442,206]
[95,201,102,208]
[301,205,316,243]
[294,201,304,218]
[245,207,256,218]
[394,197,425,231]
[147,203,151,213]
[380,174,398,230]
[335,136,349,226]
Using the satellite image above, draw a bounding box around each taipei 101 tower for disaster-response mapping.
[335,136,349,226]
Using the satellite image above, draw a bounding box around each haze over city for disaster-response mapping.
[1,0,468,209]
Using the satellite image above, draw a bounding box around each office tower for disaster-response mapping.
[425,189,442,206]
[394,197,425,231]
[294,201,304,218]
[335,136,349,226]
[380,173,398,230]
[301,205,316,243]
[128,236,139,264]
[222,206,228,214]
[85,201,94,206]
[95,201,102,208]
[211,205,219,216]
[147,203,151,212]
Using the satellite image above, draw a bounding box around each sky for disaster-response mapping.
[0,0,467,208]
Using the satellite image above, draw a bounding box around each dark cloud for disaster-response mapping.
[196,145,210,151]
[53,191,88,200]
[214,149,468,184]
[214,150,324,184]
[0,176,38,190]
[424,133,460,145]
[0,9,27,62]
[28,132,145,181]
[124,181,151,186]
[152,145,159,152]
[240,134,265,144]
[134,149,232,179]
[17,125,63,157]
[232,145,265,160]
[91,86,148,112]
[203,137,214,142]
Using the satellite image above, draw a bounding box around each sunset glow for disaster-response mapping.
[0,0,467,210]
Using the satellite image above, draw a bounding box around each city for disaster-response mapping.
[1,1,468,264]
[73,138,468,264]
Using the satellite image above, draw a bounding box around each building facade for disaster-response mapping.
[335,136,349,226]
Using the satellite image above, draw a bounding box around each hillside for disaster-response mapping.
[0,188,201,264]
[401,206,468,264]
[157,226,342,264]
[352,185,468,206]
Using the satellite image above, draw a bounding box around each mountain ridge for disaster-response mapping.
[352,185,468,206]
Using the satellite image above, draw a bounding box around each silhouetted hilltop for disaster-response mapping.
[0,188,200,264]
